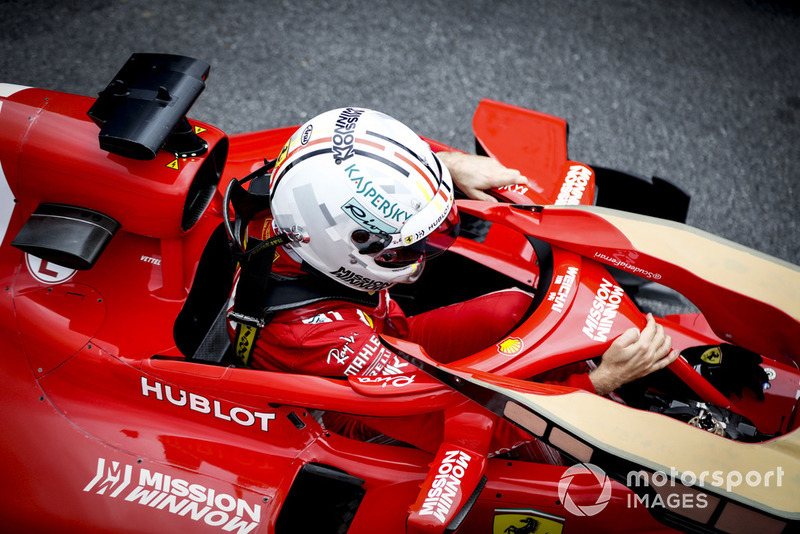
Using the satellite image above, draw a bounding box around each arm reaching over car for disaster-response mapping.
[589,313,679,395]
[438,151,528,202]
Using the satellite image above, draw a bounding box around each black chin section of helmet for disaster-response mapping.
[351,229,392,255]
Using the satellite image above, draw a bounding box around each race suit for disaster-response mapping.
[241,216,595,388]
[233,217,596,462]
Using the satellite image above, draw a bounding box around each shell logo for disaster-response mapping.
[497,337,524,355]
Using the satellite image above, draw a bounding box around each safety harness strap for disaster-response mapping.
[225,159,381,367]
[222,159,287,367]
[230,232,291,366]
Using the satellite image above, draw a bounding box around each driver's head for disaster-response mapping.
[269,107,459,291]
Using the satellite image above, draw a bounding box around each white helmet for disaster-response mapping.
[268,107,459,291]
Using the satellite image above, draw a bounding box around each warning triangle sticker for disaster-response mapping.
[166,158,180,170]
[193,125,207,135]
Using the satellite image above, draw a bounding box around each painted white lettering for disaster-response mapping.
[214,401,232,421]
[125,486,162,506]
[141,377,163,400]
[418,450,471,524]
[583,278,624,342]
[165,385,187,406]
[189,393,211,414]
[253,412,276,432]
[85,458,263,532]
[140,379,276,434]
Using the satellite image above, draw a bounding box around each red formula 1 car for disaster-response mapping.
[1,54,798,534]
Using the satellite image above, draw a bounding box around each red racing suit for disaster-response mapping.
[233,217,596,460]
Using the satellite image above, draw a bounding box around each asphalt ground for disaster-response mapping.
[2,0,799,274]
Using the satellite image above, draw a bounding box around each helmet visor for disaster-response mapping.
[374,204,460,267]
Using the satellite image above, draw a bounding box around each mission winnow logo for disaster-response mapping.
[84,458,262,533]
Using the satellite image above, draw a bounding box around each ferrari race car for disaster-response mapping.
[1,53,798,534]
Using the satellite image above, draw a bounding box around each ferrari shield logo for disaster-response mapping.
[700,346,722,365]
[493,509,564,533]
[274,142,290,171]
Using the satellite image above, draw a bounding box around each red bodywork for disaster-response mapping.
[0,78,798,534]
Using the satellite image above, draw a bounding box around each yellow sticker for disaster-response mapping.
[236,324,257,366]
[497,337,524,356]
[493,511,564,534]
[356,309,374,329]
[193,125,208,135]
[166,158,180,170]
[274,142,290,170]
[700,347,722,365]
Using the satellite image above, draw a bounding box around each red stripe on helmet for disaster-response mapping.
[394,151,436,194]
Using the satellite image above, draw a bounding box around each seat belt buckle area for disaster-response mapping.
[227,311,266,329]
